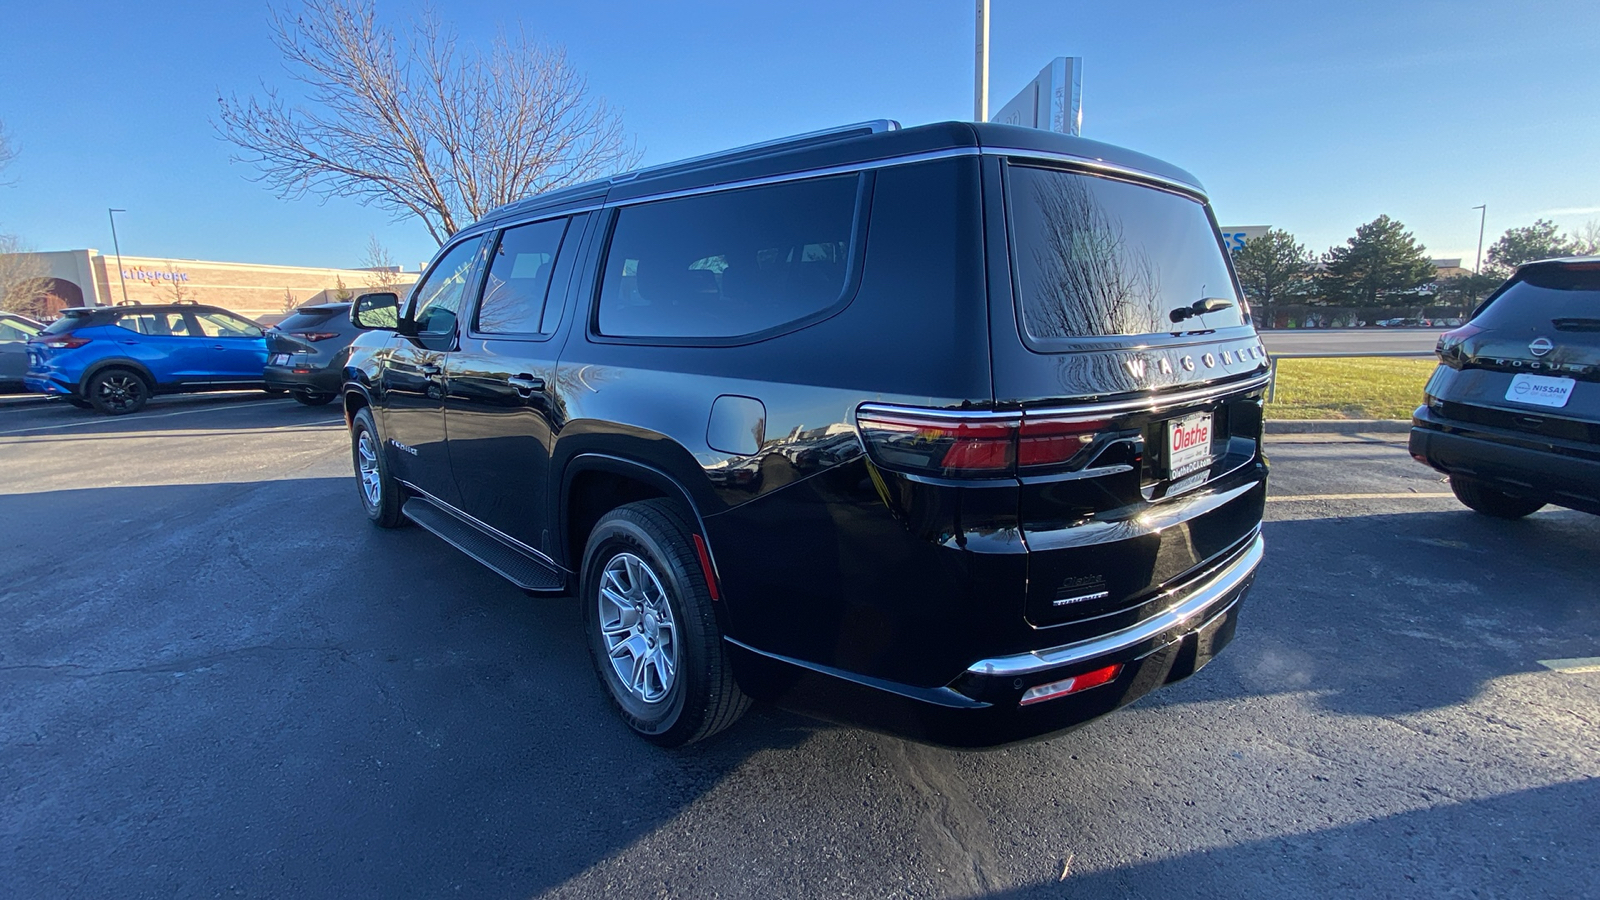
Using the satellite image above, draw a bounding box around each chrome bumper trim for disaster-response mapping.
[965,532,1264,677]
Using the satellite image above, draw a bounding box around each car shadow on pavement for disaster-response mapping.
[964,776,1600,900]
[1149,507,1600,721]
[0,477,813,899]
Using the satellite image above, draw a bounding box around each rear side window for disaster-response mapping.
[115,311,191,336]
[1008,165,1243,340]
[1473,268,1600,329]
[596,174,861,340]
[475,218,569,335]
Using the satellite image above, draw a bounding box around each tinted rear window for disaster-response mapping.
[277,309,344,331]
[596,174,861,340]
[1008,165,1243,340]
[41,312,98,335]
[1474,269,1600,330]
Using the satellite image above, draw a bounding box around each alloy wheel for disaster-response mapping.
[96,373,144,412]
[597,552,680,704]
[356,429,382,508]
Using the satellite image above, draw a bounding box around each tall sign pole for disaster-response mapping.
[107,208,130,305]
[974,0,990,122]
[1472,204,1487,274]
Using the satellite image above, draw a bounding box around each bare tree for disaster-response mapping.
[0,235,52,319]
[1570,220,1600,257]
[216,0,640,245]
[360,233,402,291]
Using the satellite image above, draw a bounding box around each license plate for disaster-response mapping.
[1505,373,1574,408]
[1166,413,1214,479]
[270,353,291,366]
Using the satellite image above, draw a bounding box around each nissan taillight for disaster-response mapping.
[291,332,340,342]
[38,335,93,350]
[856,407,1107,478]
[1436,323,1483,367]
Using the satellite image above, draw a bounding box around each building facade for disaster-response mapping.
[4,249,417,321]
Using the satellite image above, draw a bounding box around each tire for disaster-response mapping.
[86,368,149,415]
[293,390,336,406]
[582,499,749,747]
[350,407,406,528]
[1450,476,1545,519]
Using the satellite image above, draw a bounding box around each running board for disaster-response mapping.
[402,497,566,592]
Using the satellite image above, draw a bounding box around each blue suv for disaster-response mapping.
[26,303,269,414]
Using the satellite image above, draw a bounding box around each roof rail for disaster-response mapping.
[610,119,901,185]
[483,119,900,222]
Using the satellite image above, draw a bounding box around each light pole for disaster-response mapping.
[1472,204,1487,275]
[974,0,990,122]
[107,208,130,305]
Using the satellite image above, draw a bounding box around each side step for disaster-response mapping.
[402,498,566,592]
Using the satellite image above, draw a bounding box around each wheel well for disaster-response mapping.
[565,470,669,567]
[81,360,153,393]
[343,391,368,428]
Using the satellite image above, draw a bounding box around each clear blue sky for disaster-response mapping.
[1,0,1596,272]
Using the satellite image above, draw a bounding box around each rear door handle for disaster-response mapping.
[507,374,544,395]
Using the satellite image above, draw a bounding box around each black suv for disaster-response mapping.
[342,120,1269,747]
[1412,257,1600,518]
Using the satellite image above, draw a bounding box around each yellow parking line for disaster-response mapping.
[1267,492,1455,502]
[1538,657,1600,674]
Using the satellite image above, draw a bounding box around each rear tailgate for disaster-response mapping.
[987,155,1270,636]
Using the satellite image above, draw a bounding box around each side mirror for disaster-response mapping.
[350,292,400,331]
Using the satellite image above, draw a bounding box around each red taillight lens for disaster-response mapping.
[1017,418,1107,468]
[291,331,340,342]
[40,336,92,349]
[1018,663,1124,706]
[856,407,1108,477]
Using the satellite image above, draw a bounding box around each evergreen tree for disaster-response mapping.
[1232,229,1313,322]
[1318,215,1436,307]
[1485,219,1574,275]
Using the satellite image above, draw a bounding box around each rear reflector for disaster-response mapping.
[1018,663,1123,706]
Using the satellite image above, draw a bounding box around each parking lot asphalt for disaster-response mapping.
[2,394,1597,899]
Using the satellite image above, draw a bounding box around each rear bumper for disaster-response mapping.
[1411,408,1600,514]
[729,532,1262,748]
[264,365,341,394]
[23,375,73,395]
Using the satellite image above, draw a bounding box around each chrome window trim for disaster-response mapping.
[965,531,1264,677]
[604,147,979,209]
[856,370,1272,425]
[982,146,1207,200]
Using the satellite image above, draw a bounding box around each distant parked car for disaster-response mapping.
[264,301,376,406]
[0,311,44,392]
[25,302,268,414]
[1412,257,1600,518]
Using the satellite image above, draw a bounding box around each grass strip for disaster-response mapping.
[1265,357,1438,420]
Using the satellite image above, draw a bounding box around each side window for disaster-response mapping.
[0,323,25,341]
[596,174,861,340]
[410,238,484,336]
[190,311,263,338]
[115,312,190,336]
[475,218,569,335]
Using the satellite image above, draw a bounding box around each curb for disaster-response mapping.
[1265,418,1411,435]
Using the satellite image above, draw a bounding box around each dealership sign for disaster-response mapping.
[1218,226,1269,254]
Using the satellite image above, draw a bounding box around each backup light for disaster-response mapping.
[1018,663,1123,706]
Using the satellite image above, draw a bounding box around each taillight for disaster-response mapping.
[39,335,93,349]
[1436,323,1483,367]
[291,331,340,342]
[856,407,1106,477]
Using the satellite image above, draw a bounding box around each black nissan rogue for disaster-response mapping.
[340,120,1270,747]
[1412,257,1600,518]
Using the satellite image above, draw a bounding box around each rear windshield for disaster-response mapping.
[1008,165,1243,340]
[1474,268,1600,330]
[41,312,97,335]
[276,308,344,331]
